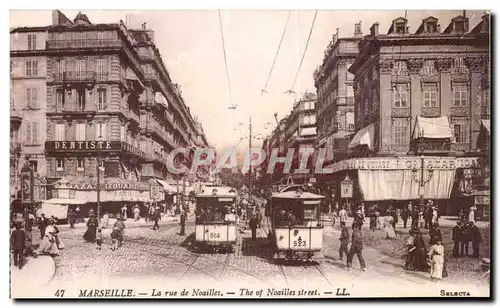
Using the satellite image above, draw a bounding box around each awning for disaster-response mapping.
[155,179,176,193]
[126,68,146,89]
[300,127,317,136]
[481,119,490,134]
[348,123,375,150]
[412,116,452,139]
[44,198,87,205]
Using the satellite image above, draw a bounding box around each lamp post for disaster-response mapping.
[96,155,103,223]
[412,128,434,209]
[20,163,34,228]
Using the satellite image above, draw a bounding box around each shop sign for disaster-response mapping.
[340,175,353,198]
[329,157,481,173]
[45,141,146,159]
[68,182,150,191]
[475,195,490,205]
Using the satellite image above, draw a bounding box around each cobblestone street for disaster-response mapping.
[29,215,488,298]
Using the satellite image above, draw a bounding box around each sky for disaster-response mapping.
[10,10,485,156]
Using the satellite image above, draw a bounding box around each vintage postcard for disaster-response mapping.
[9,9,491,299]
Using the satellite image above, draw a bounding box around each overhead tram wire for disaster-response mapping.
[261,10,292,95]
[287,10,318,94]
[218,10,235,111]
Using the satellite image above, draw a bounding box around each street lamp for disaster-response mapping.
[412,128,434,208]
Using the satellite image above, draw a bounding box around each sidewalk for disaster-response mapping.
[10,255,55,297]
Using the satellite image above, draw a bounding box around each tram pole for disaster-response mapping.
[248,117,252,195]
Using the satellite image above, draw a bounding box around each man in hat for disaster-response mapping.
[38,213,48,240]
[432,205,439,225]
[452,221,463,257]
[347,224,366,271]
[339,221,350,261]
[11,222,25,269]
[461,220,472,257]
[424,202,433,229]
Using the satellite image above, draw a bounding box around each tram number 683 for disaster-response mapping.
[209,232,221,239]
[293,240,307,247]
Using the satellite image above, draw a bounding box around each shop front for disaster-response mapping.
[324,156,481,215]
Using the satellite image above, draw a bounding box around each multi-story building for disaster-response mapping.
[326,14,490,215]
[10,26,49,201]
[314,24,362,166]
[10,10,209,213]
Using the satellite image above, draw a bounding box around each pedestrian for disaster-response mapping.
[96,229,103,250]
[114,215,126,247]
[133,206,140,222]
[470,221,481,258]
[88,207,95,218]
[383,217,397,239]
[35,219,60,256]
[339,221,349,261]
[249,215,258,240]
[428,237,445,282]
[401,206,410,229]
[424,205,433,229]
[121,205,128,220]
[338,206,348,227]
[68,209,76,229]
[75,206,81,223]
[38,213,48,240]
[429,223,442,245]
[387,205,398,229]
[353,207,364,229]
[407,201,413,212]
[410,206,419,229]
[360,202,366,221]
[101,212,109,229]
[83,214,98,243]
[432,206,439,224]
[179,210,186,236]
[153,208,161,231]
[452,221,462,257]
[369,205,377,232]
[461,221,471,257]
[458,209,466,222]
[110,227,119,251]
[347,224,366,271]
[405,227,428,272]
[11,223,25,269]
[468,206,476,223]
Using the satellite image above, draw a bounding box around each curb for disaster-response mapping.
[11,255,56,287]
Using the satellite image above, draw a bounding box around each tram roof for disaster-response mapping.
[272,191,325,200]
[196,186,237,198]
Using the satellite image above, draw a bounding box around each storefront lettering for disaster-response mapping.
[52,141,112,151]
[67,183,149,191]
[330,157,480,173]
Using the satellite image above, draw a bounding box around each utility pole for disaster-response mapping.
[96,155,101,223]
[248,117,252,194]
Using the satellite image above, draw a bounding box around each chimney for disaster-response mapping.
[370,22,379,36]
[354,21,363,37]
[52,10,60,26]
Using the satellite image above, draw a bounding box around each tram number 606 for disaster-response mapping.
[293,240,307,247]
[209,232,221,239]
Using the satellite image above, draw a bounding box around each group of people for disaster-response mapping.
[82,212,125,251]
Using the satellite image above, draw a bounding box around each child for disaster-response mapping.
[110,227,119,251]
[428,238,445,282]
[96,229,103,250]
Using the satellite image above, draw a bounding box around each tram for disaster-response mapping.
[269,188,324,261]
[194,186,238,252]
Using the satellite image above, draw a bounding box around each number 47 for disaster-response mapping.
[54,289,65,297]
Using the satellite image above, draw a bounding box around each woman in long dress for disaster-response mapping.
[83,215,99,243]
[384,216,397,239]
[428,238,445,281]
[35,219,60,256]
[101,212,109,229]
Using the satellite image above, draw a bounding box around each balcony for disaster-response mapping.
[10,141,21,154]
[47,39,121,50]
[481,106,490,119]
[10,110,22,124]
[62,71,96,83]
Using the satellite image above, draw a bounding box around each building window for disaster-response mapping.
[120,125,126,141]
[452,57,467,74]
[31,122,38,144]
[455,21,465,33]
[76,89,85,111]
[97,58,107,78]
[56,159,64,171]
[76,59,86,78]
[27,34,36,50]
[393,118,409,145]
[393,61,407,75]
[347,85,354,97]
[395,22,406,34]
[422,60,436,75]
[392,84,408,108]
[76,123,86,141]
[29,160,38,173]
[96,122,107,140]
[77,158,85,170]
[55,123,65,141]
[26,88,38,109]
[56,89,64,110]
[453,83,468,106]
[422,84,438,107]
[97,89,106,110]
[25,61,38,76]
[24,122,31,144]
[57,59,65,79]
[453,124,468,143]
[426,22,437,33]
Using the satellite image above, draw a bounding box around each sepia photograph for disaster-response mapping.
[8,8,491,299]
